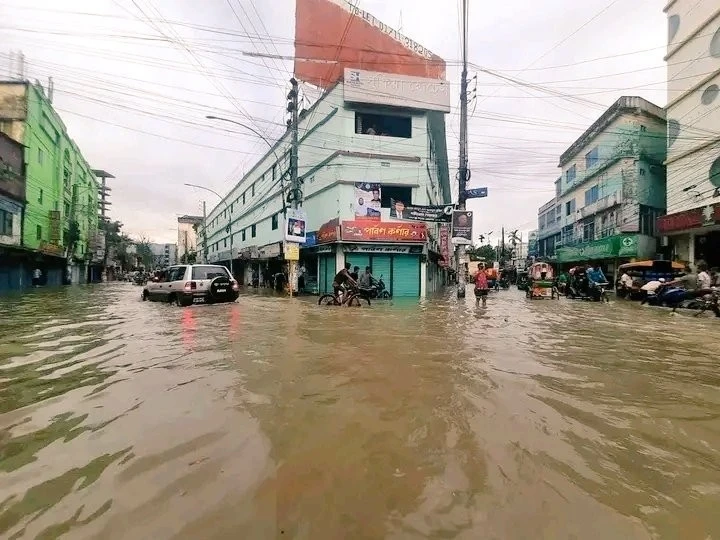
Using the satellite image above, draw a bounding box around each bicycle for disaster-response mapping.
[318,285,371,307]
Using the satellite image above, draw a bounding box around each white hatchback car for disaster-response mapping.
[142,264,239,306]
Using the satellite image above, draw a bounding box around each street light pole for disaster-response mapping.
[184,183,234,279]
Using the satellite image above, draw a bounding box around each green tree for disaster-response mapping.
[181,249,197,264]
[468,244,497,262]
[135,238,155,269]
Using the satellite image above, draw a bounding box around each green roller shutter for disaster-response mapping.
[318,255,334,294]
[370,255,392,290]
[391,255,421,297]
[345,254,370,275]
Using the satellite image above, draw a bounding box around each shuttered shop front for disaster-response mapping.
[317,254,335,294]
[344,246,422,297]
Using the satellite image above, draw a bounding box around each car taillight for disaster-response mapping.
[231,280,239,291]
[184,281,197,292]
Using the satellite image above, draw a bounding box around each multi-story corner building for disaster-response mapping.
[199,68,451,297]
[177,215,202,263]
[536,96,667,277]
[149,243,177,268]
[0,80,101,288]
[658,1,720,268]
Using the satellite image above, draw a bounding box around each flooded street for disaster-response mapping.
[1,284,719,539]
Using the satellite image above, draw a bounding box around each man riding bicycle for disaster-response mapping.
[333,262,358,301]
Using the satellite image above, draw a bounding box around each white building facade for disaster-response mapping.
[149,243,177,268]
[658,1,720,268]
[199,69,452,298]
[537,97,667,277]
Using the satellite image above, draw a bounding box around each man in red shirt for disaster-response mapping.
[474,263,489,307]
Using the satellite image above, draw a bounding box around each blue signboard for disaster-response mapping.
[302,231,317,248]
[465,187,488,199]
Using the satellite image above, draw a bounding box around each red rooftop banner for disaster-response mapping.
[294,0,446,89]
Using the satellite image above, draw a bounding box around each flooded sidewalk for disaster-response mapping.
[1,283,719,539]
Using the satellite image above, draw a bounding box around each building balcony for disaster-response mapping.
[579,191,621,219]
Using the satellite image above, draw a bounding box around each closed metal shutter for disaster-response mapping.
[345,254,370,275]
[391,255,421,297]
[370,255,392,291]
[318,255,334,294]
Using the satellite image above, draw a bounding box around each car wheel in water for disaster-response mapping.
[318,294,339,306]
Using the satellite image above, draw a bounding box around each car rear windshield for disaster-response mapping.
[191,266,230,280]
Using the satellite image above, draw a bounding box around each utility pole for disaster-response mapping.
[287,77,300,296]
[455,0,470,298]
[202,200,208,263]
[501,226,505,266]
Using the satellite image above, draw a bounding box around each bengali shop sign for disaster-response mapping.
[656,203,720,234]
[317,218,340,244]
[341,221,427,242]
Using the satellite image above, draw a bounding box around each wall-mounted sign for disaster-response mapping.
[656,203,720,234]
[389,199,453,222]
[465,187,488,199]
[341,221,427,242]
[344,68,451,112]
[354,182,381,221]
[284,242,300,261]
[285,208,307,243]
[302,232,317,247]
[317,218,340,244]
[258,242,282,259]
[342,244,423,254]
[451,210,473,245]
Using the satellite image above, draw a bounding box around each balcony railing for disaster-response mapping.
[579,191,620,219]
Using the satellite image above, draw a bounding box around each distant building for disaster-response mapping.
[177,215,202,263]
[537,96,667,277]
[527,230,539,258]
[149,243,177,267]
[0,131,26,291]
[658,2,720,268]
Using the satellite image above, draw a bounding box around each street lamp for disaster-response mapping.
[184,183,235,279]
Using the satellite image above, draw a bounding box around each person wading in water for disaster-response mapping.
[474,263,489,307]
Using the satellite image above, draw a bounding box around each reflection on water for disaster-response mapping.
[1,284,719,538]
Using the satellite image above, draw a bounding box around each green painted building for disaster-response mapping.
[0,81,100,287]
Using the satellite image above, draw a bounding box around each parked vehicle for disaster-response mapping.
[616,260,685,300]
[566,266,610,302]
[361,275,391,299]
[516,271,529,291]
[694,289,720,317]
[142,264,239,306]
[526,262,558,299]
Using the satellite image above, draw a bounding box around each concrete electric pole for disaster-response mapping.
[202,200,208,263]
[287,77,301,296]
[456,0,470,299]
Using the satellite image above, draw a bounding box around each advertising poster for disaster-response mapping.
[285,208,307,244]
[354,182,382,220]
[390,199,453,222]
[451,210,473,245]
[439,224,450,267]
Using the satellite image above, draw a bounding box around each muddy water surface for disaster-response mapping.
[1,284,719,539]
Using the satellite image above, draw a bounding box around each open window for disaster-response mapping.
[355,112,412,138]
[380,185,412,208]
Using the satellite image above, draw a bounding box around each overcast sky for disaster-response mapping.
[1,0,666,244]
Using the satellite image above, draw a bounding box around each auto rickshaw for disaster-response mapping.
[527,262,557,299]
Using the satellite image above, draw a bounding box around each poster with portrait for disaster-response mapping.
[354,182,381,221]
[285,208,307,244]
[389,199,453,222]
[451,210,473,245]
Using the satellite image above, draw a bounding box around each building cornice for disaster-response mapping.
[665,7,720,61]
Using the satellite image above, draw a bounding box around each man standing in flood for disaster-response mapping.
[474,263,489,307]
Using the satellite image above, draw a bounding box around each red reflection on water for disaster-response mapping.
[229,304,241,338]
[181,307,197,350]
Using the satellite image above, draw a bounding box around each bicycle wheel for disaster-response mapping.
[347,294,370,307]
[318,294,339,306]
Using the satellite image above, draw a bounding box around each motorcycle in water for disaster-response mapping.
[644,284,718,312]
[362,275,391,299]
[695,289,720,317]
[566,267,609,302]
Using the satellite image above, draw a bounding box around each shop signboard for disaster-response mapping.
[465,187,488,199]
[389,198,453,222]
[656,203,720,234]
[284,242,300,261]
[555,234,639,263]
[343,244,423,254]
[302,232,317,248]
[354,182,381,221]
[258,242,282,259]
[439,224,450,267]
[341,220,427,242]
[285,208,307,243]
[39,241,63,257]
[451,210,473,245]
[343,68,450,112]
[317,218,340,244]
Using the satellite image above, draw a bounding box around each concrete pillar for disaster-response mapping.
[335,245,344,273]
[420,261,427,298]
[688,233,695,266]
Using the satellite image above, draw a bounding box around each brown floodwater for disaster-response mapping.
[0,283,719,539]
